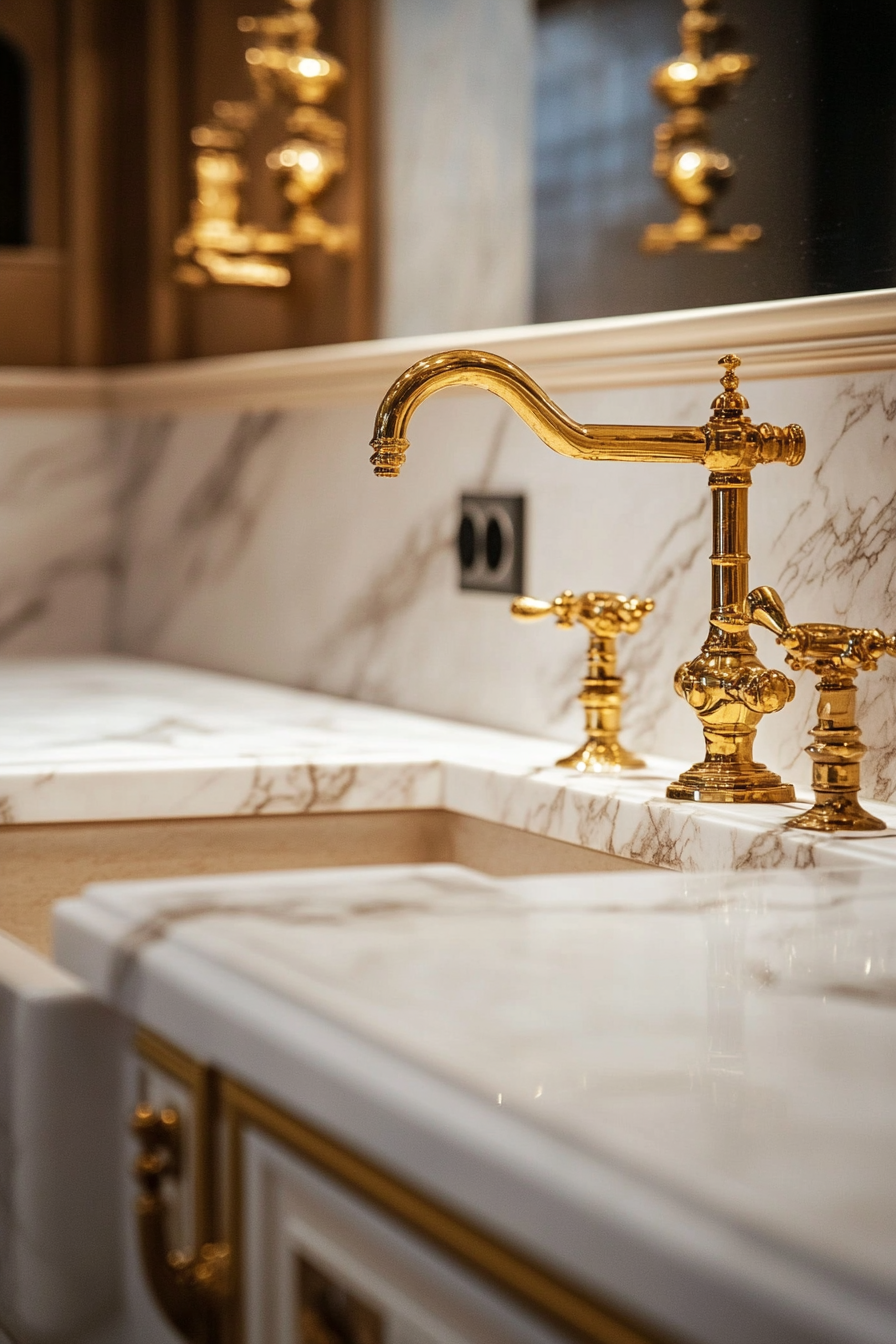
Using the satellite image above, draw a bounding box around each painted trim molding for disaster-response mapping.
[0,365,108,411]
[1,287,895,412]
[136,1027,667,1344]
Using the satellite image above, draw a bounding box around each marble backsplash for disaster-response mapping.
[1,345,895,799]
[107,367,896,800]
[0,411,113,655]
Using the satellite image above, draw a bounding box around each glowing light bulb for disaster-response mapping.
[297,56,327,77]
[297,149,322,171]
[677,150,702,174]
[668,60,698,81]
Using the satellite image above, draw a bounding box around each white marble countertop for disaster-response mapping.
[56,861,896,1344]
[5,655,896,874]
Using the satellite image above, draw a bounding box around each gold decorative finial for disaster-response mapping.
[711,352,749,415]
[749,587,896,830]
[511,590,654,772]
[720,353,740,385]
[642,0,760,254]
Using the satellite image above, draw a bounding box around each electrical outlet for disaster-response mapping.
[457,495,525,593]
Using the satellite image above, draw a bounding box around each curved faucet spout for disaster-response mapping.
[369,349,707,476]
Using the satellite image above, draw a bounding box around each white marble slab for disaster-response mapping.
[55,862,896,1344]
[0,932,121,1343]
[5,656,896,878]
[0,413,112,656]
[0,655,551,825]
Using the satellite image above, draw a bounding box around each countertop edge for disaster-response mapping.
[53,893,896,1344]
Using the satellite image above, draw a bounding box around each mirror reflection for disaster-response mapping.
[1,0,895,362]
[536,0,896,320]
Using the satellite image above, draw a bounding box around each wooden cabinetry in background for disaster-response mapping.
[0,0,375,366]
[0,0,65,364]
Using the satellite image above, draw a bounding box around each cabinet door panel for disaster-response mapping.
[241,1128,570,1344]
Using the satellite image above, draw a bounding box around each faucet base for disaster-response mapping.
[671,625,797,805]
[556,739,645,773]
[667,761,795,805]
[787,796,886,831]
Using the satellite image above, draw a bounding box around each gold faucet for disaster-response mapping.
[370,350,806,804]
[511,590,654,772]
[749,587,896,831]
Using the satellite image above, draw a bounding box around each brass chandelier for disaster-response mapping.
[174,0,358,289]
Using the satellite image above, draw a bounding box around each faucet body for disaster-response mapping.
[370,350,806,803]
[511,590,654,772]
[749,586,896,830]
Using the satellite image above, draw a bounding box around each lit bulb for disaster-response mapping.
[677,150,702,174]
[668,61,698,81]
[279,149,300,167]
[297,56,327,77]
[297,149,322,171]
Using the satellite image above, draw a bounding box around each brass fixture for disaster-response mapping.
[131,1031,231,1344]
[174,101,294,289]
[135,1027,667,1344]
[749,586,896,831]
[642,0,760,253]
[174,0,357,289]
[132,1100,231,1341]
[370,350,805,804]
[511,590,654,772]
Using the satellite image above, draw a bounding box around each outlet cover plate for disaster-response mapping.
[458,494,524,594]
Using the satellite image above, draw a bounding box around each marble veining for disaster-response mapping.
[0,413,113,656]
[59,862,896,1308]
[112,410,288,654]
[5,658,896,881]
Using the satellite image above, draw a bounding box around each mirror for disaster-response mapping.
[0,32,28,247]
[535,0,896,322]
[1,0,891,366]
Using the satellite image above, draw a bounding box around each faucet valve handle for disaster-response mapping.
[511,590,654,772]
[747,586,896,831]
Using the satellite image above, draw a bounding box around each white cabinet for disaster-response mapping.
[241,1126,568,1344]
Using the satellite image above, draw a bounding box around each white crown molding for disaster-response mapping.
[1,288,895,413]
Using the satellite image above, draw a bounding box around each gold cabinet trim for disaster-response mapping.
[136,1028,678,1344]
[134,1027,217,1249]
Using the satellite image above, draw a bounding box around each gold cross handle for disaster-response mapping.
[748,586,896,831]
[511,590,654,772]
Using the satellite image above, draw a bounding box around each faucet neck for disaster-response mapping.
[370,349,707,475]
[709,469,752,634]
